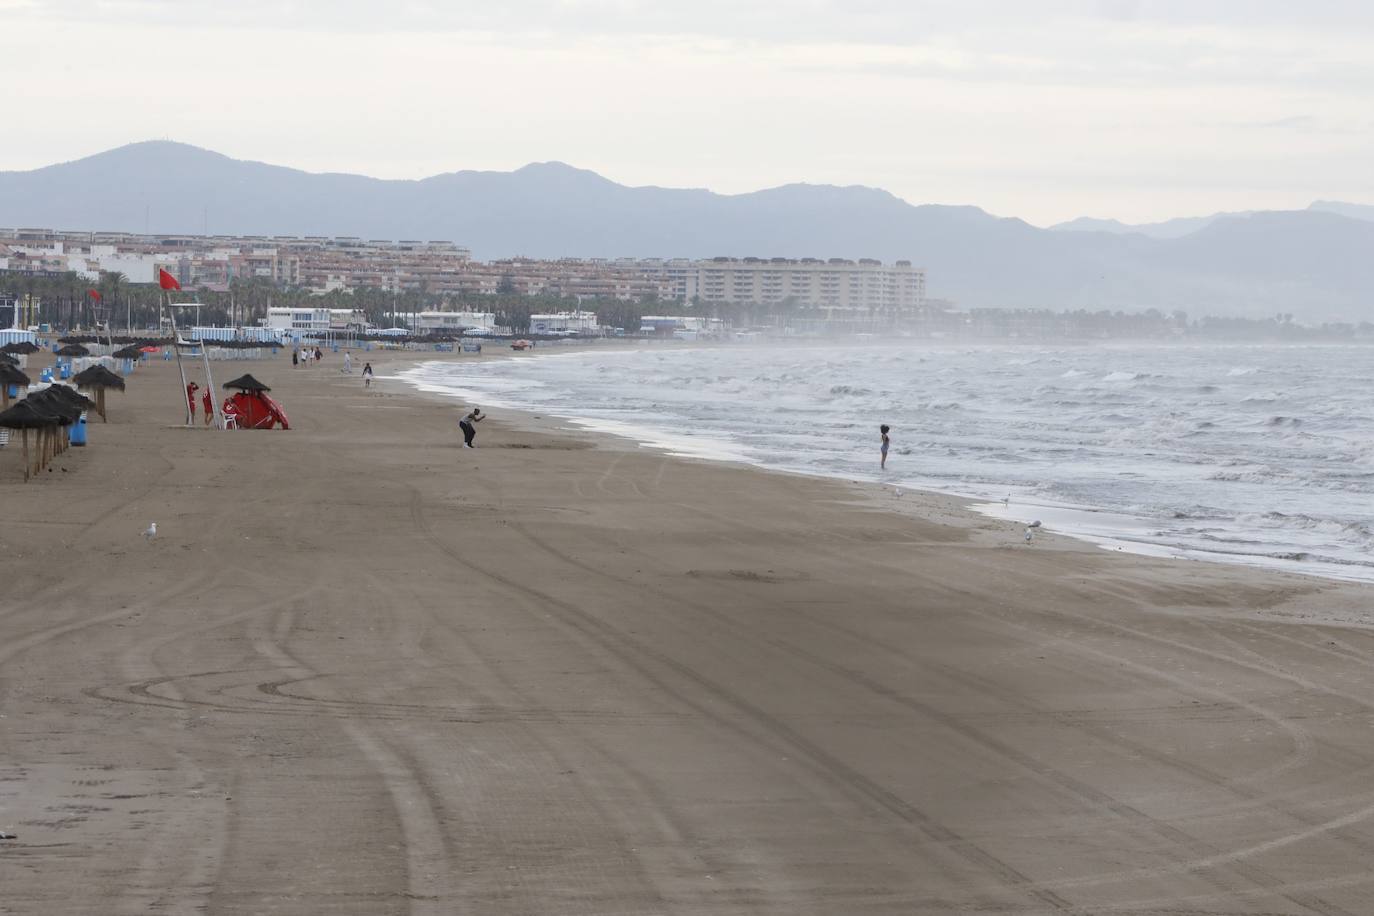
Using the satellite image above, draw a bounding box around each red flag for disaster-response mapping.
[158,268,181,291]
[87,289,101,300]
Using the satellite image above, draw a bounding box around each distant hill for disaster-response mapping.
[2,141,1372,322]
[1049,212,1254,239]
[1309,200,1374,223]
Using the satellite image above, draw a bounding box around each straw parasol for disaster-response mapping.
[54,343,91,357]
[72,365,127,422]
[0,398,65,481]
[0,362,31,408]
[1,341,40,355]
[222,373,271,392]
[112,345,145,360]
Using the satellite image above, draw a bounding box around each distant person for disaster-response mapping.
[202,387,214,425]
[880,424,890,469]
[459,407,483,448]
[314,346,323,365]
[186,381,199,422]
[291,347,299,368]
[362,362,374,388]
[343,351,352,374]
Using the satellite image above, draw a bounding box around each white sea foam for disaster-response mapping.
[401,342,1374,584]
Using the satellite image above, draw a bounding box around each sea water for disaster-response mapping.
[402,342,1374,583]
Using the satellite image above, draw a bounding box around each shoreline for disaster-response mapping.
[397,349,1374,588]
[6,346,1374,913]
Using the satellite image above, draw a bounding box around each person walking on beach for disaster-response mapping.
[314,346,323,366]
[880,424,891,470]
[291,346,299,368]
[459,407,483,448]
[343,351,352,374]
[362,362,373,388]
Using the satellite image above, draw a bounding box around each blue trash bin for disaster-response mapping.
[5,383,17,398]
[121,358,134,375]
[59,362,72,379]
[71,412,88,446]
[40,367,53,383]
[163,350,172,360]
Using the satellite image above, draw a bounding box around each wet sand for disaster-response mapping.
[2,347,1373,915]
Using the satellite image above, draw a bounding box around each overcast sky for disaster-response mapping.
[2,0,1372,225]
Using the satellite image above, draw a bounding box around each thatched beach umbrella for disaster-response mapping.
[112,345,144,360]
[222,373,271,392]
[0,362,31,408]
[1,341,40,355]
[25,387,89,473]
[0,399,63,481]
[54,343,91,358]
[72,365,126,422]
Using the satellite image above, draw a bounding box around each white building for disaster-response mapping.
[641,315,727,335]
[412,311,497,333]
[695,257,924,314]
[266,307,331,333]
[528,311,600,335]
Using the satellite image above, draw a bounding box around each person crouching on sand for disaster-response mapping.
[459,407,483,448]
[880,424,890,469]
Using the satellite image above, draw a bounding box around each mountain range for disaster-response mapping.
[2,141,1372,322]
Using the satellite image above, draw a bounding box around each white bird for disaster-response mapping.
[142,522,157,540]
[1024,528,1034,542]
[894,488,903,498]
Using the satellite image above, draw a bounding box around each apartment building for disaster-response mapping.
[694,257,923,314]
[0,228,925,315]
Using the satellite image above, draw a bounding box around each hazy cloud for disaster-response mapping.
[2,0,1372,224]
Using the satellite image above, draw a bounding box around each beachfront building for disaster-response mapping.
[266,306,331,333]
[695,257,924,315]
[412,311,498,333]
[529,311,600,335]
[0,229,925,318]
[641,315,727,337]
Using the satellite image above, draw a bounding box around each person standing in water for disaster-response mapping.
[880,424,891,469]
[459,407,483,448]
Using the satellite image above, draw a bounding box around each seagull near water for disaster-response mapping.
[142,522,157,541]
[1024,519,1042,542]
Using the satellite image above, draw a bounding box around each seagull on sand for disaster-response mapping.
[142,522,157,540]
[1023,520,1042,542]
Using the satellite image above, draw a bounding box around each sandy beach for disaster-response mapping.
[3,346,1374,915]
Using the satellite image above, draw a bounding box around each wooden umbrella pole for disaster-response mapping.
[22,428,29,482]
[98,388,107,422]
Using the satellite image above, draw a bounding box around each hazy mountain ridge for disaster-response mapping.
[2,141,1371,321]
